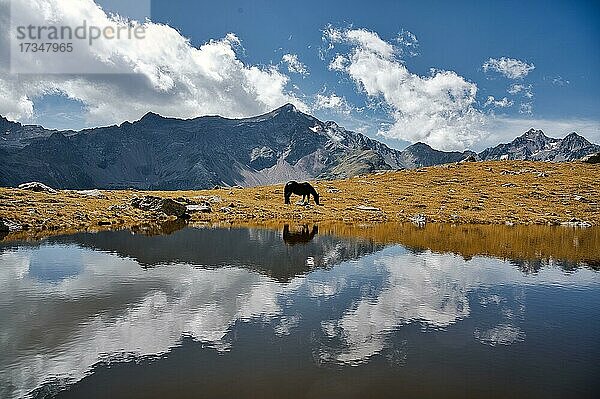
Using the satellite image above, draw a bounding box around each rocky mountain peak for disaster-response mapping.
[563,131,587,142]
[521,128,547,140]
[278,103,298,112]
[561,132,591,149]
[243,103,309,123]
[0,115,21,130]
[407,142,434,150]
[480,128,599,162]
[139,111,165,122]
[1,106,599,190]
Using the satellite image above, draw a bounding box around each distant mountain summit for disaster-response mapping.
[399,142,477,168]
[479,128,600,161]
[0,108,598,190]
[0,115,66,149]
[0,104,405,189]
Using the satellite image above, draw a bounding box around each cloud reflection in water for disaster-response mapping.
[0,228,598,398]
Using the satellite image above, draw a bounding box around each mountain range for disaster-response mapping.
[1,104,598,190]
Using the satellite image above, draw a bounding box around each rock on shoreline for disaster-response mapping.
[131,196,188,218]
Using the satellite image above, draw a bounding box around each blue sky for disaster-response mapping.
[2,0,599,150]
[154,0,599,117]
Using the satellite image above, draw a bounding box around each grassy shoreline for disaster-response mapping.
[1,161,599,240]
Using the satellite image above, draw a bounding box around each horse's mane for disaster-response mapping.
[305,183,318,196]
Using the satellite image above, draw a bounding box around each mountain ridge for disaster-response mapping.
[1,105,598,190]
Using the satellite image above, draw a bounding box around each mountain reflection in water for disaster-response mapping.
[0,225,598,399]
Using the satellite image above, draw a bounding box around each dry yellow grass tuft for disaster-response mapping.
[1,161,599,239]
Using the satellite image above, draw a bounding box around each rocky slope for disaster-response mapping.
[0,105,410,189]
[479,128,600,161]
[0,108,598,190]
[399,142,476,168]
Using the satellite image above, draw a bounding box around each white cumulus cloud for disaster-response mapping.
[483,57,535,79]
[519,102,533,115]
[281,53,309,76]
[484,96,513,108]
[396,29,419,57]
[323,26,486,150]
[0,0,307,127]
[314,92,353,115]
[328,54,348,71]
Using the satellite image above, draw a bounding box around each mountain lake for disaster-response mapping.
[1,223,599,398]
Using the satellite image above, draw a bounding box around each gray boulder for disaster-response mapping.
[459,154,479,163]
[18,181,56,193]
[131,196,188,217]
[580,152,600,164]
[76,189,106,198]
[186,203,212,213]
[0,218,21,232]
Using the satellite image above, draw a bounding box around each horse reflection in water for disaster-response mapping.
[282,224,318,245]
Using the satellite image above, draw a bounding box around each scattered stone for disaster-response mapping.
[573,195,590,203]
[0,218,22,232]
[501,183,517,187]
[560,218,592,228]
[410,213,426,226]
[373,170,392,175]
[77,189,106,198]
[327,188,341,193]
[108,205,129,212]
[18,182,56,193]
[192,195,222,204]
[534,172,548,178]
[459,154,478,163]
[131,196,188,217]
[186,203,212,213]
[505,221,515,226]
[174,197,194,204]
[580,152,600,164]
[219,206,233,213]
[356,205,381,212]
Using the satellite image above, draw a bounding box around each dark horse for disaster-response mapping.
[284,181,320,205]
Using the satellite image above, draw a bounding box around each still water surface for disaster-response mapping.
[1,225,599,398]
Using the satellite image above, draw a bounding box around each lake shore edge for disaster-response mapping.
[2,160,599,241]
